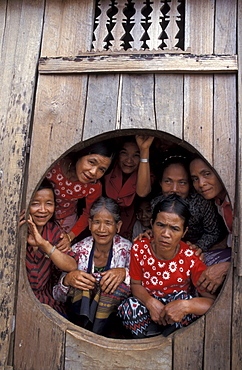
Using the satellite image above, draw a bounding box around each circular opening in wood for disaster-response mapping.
[22,128,232,345]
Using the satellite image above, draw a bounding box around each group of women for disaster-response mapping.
[21,135,232,338]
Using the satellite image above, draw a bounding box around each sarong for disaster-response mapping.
[117,291,198,337]
[68,282,130,334]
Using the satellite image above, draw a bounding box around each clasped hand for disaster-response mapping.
[147,296,188,326]
[64,267,126,294]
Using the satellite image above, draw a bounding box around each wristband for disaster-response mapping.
[45,245,56,258]
[66,233,72,243]
[140,158,149,163]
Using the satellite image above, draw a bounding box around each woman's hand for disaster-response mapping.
[99,268,126,294]
[133,229,153,242]
[64,270,96,291]
[19,209,26,227]
[26,216,46,247]
[56,233,72,252]
[146,296,165,324]
[186,241,204,260]
[160,299,189,325]
[196,262,230,294]
[135,135,154,151]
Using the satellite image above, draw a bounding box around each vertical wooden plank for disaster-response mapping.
[121,74,156,130]
[65,330,172,369]
[161,0,181,50]
[0,1,7,47]
[204,267,233,369]
[214,0,237,55]
[0,0,45,366]
[19,1,97,368]
[83,74,120,140]
[27,74,88,197]
[184,75,214,163]
[213,74,236,206]
[231,1,242,366]
[28,0,96,198]
[232,275,242,369]
[130,1,143,51]
[173,317,205,370]
[41,0,95,56]
[92,0,109,52]
[155,74,183,139]
[109,0,127,51]
[185,0,215,54]
[237,0,242,276]
[14,247,68,370]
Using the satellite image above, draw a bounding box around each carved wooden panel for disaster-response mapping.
[92,0,185,52]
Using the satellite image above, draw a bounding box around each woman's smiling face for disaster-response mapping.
[89,207,122,248]
[29,188,55,229]
[190,158,225,200]
[118,142,140,175]
[76,154,111,184]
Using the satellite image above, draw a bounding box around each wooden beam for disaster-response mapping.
[237,0,242,276]
[39,54,237,74]
[0,0,45,366]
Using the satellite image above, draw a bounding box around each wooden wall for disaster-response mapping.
[0,0,240,369]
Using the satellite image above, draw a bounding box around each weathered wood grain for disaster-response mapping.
[39,54,238,74]
[14,243,68,370]
[41,0,95,56]
[0,0,44,366]
[173,316,205,370]
[213,74,236,205]
[214,0,237,55]
[27,74,88,199]
[204,266,233,369]
[0,1,7,47]
[232,274,242,369]
[185,0,215,54]
[82,74,120,140]
[184,75,213,163]
[155,74,183,139]
[65,329,172,369]
[237,0,242,276]
[120,74,156,130]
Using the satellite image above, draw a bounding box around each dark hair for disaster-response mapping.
[89,196,121,223]
[38,178,54,192]
[158,154,191,184]
[80,140,115,159]
[34,179,55,222]
[120,135,138,146]
[66,140,115,177]
[135,194,153,213]
[151,194,191,230]
[72,140,115,166]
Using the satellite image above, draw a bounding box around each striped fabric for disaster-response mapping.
[68,282,130,334]
[26,221,76,314]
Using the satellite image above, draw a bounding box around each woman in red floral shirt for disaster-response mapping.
[118,194,215,338]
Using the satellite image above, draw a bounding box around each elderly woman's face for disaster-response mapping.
[152,211,186,259]
[89,207,122,247]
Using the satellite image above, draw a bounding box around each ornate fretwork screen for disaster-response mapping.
[92,0,185,52]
